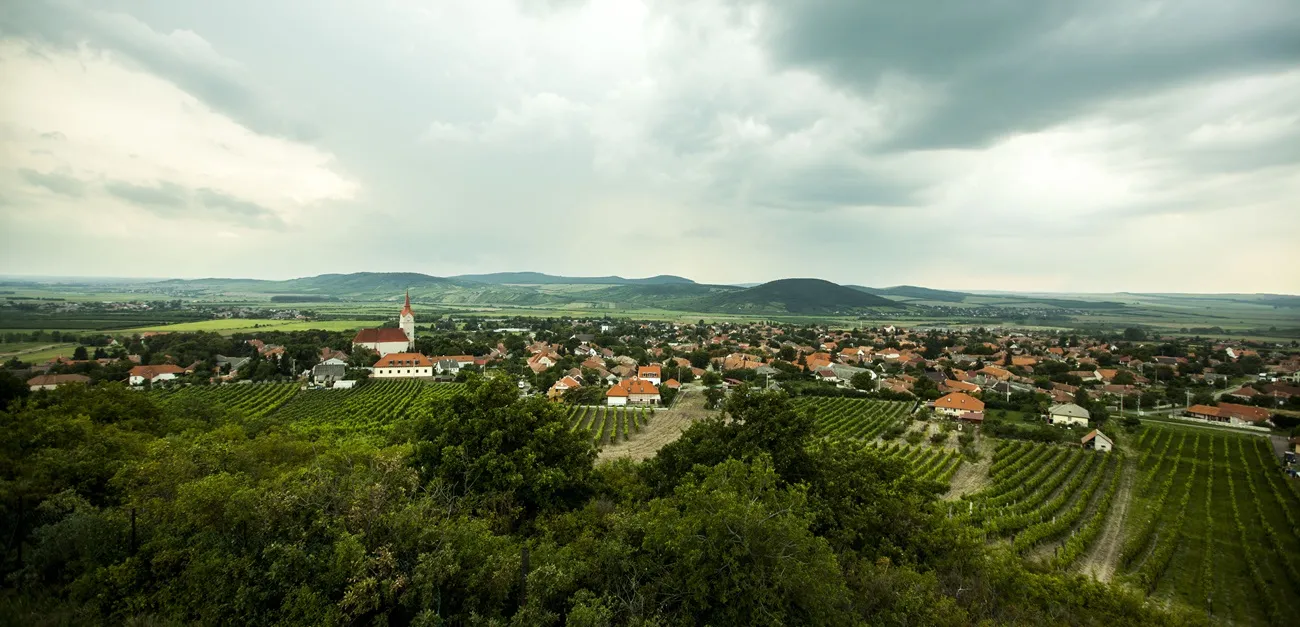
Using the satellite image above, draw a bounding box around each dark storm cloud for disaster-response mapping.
[0,0,316,141]
[19,169,85,197]
[755,0,1300,149]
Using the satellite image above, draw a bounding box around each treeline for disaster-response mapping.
[0,379,1201,625]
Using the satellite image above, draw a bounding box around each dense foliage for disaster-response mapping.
[0,378,1200,625]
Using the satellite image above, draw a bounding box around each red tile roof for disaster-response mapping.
[373,353,432,368]
[27,374,91,386]
[353,328,410,344]
[935,392,985,412]
[129,364,186,378]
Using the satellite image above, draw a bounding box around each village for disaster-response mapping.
[9,291,1300,457]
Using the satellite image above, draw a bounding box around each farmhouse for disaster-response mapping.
[372,352,433,378]
[128,364,187,386]
[351,292,416,356]
[638,364,662,385]
[548,375,583,400]
[606,378,660,406]
[1185,403,1271,426]
[1082,429,1114,452]
[312,357,347,384]
[1048,403,1091,427]
[934,392,984,417]
[27,373,91,391]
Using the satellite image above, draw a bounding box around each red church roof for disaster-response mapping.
[401,290,413,317]
[353,328,410,344]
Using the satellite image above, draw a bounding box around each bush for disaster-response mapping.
[905,431,925,445]
[958,432,975,447]
[929,432,949,446]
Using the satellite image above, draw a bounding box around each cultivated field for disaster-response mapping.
[566,404,654,447]
[790,396,915,439]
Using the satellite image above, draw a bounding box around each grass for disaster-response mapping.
[9,344,80,363]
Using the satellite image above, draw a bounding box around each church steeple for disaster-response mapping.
[399,290,415,342]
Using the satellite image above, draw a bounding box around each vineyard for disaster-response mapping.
[270,379,464,436]
[790,397,914,439]
[868,441,965,483]
[1116,426,1300,625]
[149,382,299,419]
[565,404,654,447]
[959,441,1122,567]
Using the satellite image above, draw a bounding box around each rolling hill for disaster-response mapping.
[852,285,971,303]
[451,272,695,286]
[687,279,902,314]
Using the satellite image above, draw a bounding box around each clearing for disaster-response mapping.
[599,387,713,462]
[1077,454,1135,582]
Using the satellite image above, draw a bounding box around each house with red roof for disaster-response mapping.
[934,392,984,417]
[606,378,660,406]
[28,374,91,391]
[351,292,417,356]
[129,364,187,386]
[372,353,433,378]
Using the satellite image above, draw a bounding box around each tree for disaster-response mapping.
[72,346,88,361]
[702,371,722,386]
[0,370,30,410]
[408,375,596,520]
[1123,327,1147,342]
[850,371,877,391]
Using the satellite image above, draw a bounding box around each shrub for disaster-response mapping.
[905,431,925,445]
[929,432,949,445]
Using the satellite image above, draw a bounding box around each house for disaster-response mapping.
[934,392,984,417]
[607,377,660,406]
[548,375,583,400]
[332,380,358,389]
[215,354,250,376]
[312,358,347,384]
[638,365,662,385]
[319,347,349,362]
[722,353,764,371]
[1082,429,1114,452]
[943,379,981,394]
[436,359,461,375]
[372,353,433,378]
[528,352,559,374]
[27,373,90,391]
[663,379,681,389]
[979,366,1012,381]
[1186,403,1271,426]
[128,364,187,386]
[1048,403,1091,427]
[958,412,984,424]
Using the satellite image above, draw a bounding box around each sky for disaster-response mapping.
[1,0,1298,294]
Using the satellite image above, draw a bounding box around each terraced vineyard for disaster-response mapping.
[149,382,299,419]
[959,441,1121,564]
[269,380,464,436]
[1118,427,1300,625]
[566,405,653,447]
[791,397,914,439]
[870,442,965,483]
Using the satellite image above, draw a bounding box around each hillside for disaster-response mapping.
[853,285,971,303]
[578,283,743,309]
[688,278,902,314]
[151,272,564,305]
[451,272,696,286]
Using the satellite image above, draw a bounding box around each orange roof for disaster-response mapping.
[27,374,91,386]
[639,365,662,378]
[611,377,659,396]
[944,379,980,393]
[1011,356,1037,367]
[1217,402,1270,423]
[663,378,681,388]
[373,353,432,368]
[1187,404,1219,416]
[129,364,186,377]
[935,392,985,412]
[353,328,410,344]
[606,385,629,397]
[979,366,1011,380]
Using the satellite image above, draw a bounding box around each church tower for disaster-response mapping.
[399,290,415,342]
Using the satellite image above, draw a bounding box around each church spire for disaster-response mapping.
[401,289,412,316]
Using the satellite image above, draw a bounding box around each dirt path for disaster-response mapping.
[943,436,993,501]
[1079,455,1135,582]
[598,388,714,462]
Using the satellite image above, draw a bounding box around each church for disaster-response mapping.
[351,291,416,356]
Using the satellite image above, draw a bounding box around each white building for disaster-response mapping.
[372,352,433,378]
[128,364,186,386]
[1082,430,1113,452]
[1049,403,1091,427]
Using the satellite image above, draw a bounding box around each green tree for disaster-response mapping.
[408,374,596,520]
[72,346,88,361]
[851,371,877,391]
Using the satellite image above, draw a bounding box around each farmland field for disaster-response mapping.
[869,441,965,483]
[566,404,654,447]
[119,318,380,335]
[790,397,915,439]
[270,379,464,437]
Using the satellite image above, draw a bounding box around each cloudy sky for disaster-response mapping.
[2,0,1298,293]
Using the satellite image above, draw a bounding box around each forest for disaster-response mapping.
[1,376,1204,625]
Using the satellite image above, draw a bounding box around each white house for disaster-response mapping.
[637,365,662,386]
[372,353,433,378]
[1082,429,1113,452]
[312,357,348,384]
[129,364,186,386]
[1049,403,1091,427]
[607,377,660,406]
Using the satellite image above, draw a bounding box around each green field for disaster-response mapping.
[565,404,654,446]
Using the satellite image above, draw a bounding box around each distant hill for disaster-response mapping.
[851,285,970,303]
[688,279,902,314]
[152,272,565,305]
[451,272,695,286]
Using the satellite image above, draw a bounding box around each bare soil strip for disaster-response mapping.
[1079,455,1135,582]
[598,388,713,462]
